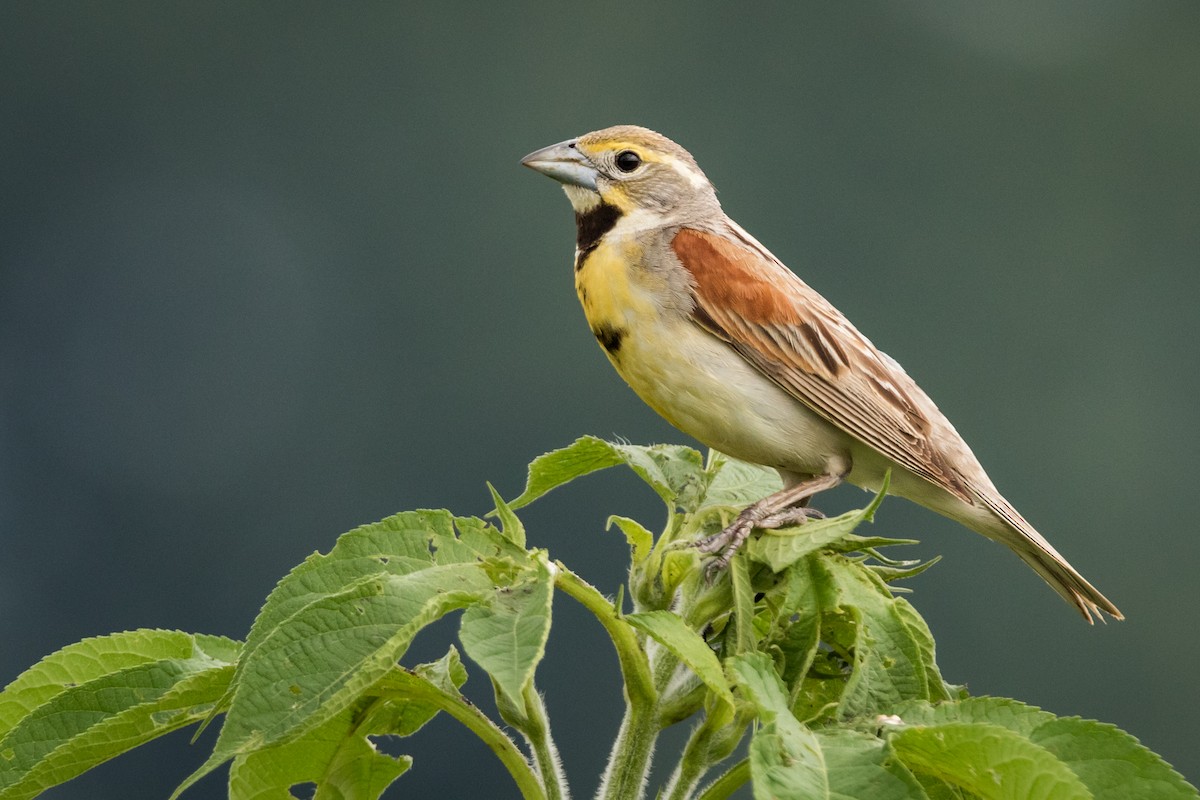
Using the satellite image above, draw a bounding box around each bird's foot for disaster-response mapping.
[698,515,755,582]
[694,503,759,555]
[695,503,824,582]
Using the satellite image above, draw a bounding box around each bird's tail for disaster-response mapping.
[977,493,1122,624]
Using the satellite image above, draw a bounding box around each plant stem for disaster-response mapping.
[695,758,750,800]
[597,701,658,800]
[599,601,695,799]
[553,563,656,708]
[663,708,747,800]
[554,563,661,800]
[657,681,706,728]
[662,722,713,800]
[521,683,570,800]
[378,670,547,800]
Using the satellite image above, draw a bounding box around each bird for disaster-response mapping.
[520,124,1121,623]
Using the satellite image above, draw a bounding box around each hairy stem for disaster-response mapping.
[378,670,547,800]
[597,702,658,800]
[494,680,570,800]
[695,757,750,800]
[598,617,696,800]
[657,681,706,728]
[554,563,662,799]
[664,709,749,800]
[521,683,570,800]
[662,721,714,800]
[553,563,656,708]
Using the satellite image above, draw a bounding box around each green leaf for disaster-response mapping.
[231,511,495,687]
[700,451,782,509]
[896,698,1199,799]
[508,436,627,509]
[732,653,827,798]
[750,727,829,800]
[894,697,1052,736]
[745,508,871,572]
[914,773,973,799]
[732,654,927,799]
[509,436,706,511]
[0,630,236,738]
[890,598,944,699]
[607,515,654,565]
[745,474,890,572]
[624,611,733,711]
[487,482,527,548]
[870,556,943,584]
[728,652,791,722]
[443,514,529,564]
[0,630,237,800]
[794,607,860,722]
[729,553,757,656]
[227,565,488,748]
[829,534,922,555]
[815,729,931,799]
[179,563,493,796]
[1031,717,1198,800]
[776,550,949,725]
[769,560,824,692]
[208,510,515,736]
[822,556,951,717]
[227,648,468,800]
[460,557,554,705]
[891,722,1091,800]
[228,704,411,800]
[312,740,410,800]
[381,647,470,737]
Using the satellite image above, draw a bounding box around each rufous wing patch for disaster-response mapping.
[672,228,803,324]
[672,228,849,382]
[671,226,972,503]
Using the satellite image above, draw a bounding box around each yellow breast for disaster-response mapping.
[574,239,686,426]
[575,240,657,335]
[573,237,848,476]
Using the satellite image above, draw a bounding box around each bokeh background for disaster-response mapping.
[2,3,1198,798]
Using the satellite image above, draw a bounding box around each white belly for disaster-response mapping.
[608,313,853,479]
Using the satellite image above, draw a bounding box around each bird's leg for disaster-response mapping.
[696,473,842,579]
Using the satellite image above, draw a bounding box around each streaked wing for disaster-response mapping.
[672,225,972,501]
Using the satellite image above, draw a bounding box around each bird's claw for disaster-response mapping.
[694,517,755,583]
[694,526,736,555]
[694,505,824,582]
[703,554,731,584]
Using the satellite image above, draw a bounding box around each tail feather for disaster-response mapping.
[977,494,1122,624]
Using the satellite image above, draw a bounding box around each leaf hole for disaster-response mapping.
[288,782,318,799]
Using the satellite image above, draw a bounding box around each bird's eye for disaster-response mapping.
[615,150,642,173]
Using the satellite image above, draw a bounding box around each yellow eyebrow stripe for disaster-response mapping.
[579,140,663,162]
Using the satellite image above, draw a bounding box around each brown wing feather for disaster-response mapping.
[672,225,972,501]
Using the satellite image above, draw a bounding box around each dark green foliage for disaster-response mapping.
[0,438,1193,799]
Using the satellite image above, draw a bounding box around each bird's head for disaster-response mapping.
[522,125,719,221]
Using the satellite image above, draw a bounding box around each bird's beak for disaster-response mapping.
[520,139,598,191]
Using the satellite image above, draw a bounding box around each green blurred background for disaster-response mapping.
[2,3,1197,797]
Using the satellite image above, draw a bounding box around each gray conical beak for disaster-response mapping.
[520,139,598,191]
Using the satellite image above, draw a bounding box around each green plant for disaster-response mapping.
[0,436,1194,799]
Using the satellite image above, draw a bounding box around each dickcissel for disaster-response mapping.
[521,125,1120,623]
